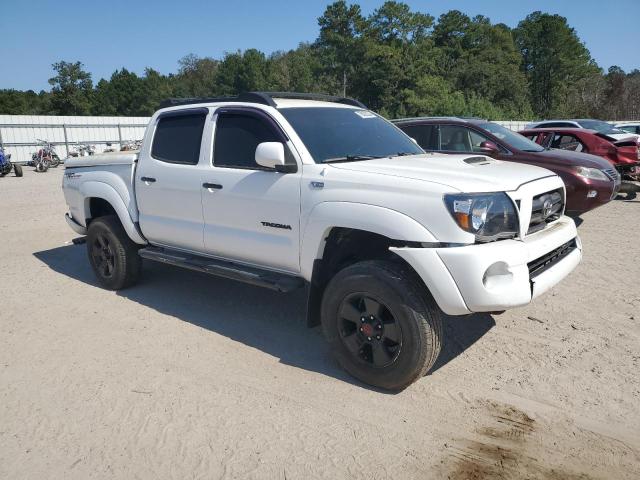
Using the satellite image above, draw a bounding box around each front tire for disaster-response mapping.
[14,164,23,177]
[321,260,442,391]
[87,215,141,290]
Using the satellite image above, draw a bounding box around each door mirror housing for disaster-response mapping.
[255,142,296,173]
[479,141,500,154]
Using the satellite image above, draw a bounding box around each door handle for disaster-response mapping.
[202,182,223,190]
[140,176,156,183]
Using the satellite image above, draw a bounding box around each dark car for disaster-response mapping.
[393,117,620,216]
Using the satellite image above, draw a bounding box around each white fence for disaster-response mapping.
[0,115,150,164]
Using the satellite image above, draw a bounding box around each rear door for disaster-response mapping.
[201,108,301,273]
[136,109,208,252]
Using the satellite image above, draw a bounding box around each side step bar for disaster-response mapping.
[138,246,305,293]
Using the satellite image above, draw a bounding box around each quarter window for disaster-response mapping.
[214,112,282,169]
[151,112,207,165]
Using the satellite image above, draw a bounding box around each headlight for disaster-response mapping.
[444,193,519,242]
[575,166,608,181]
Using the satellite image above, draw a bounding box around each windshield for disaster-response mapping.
[478,122,544,152]
[279,107,423,163]
[577,120,626,135]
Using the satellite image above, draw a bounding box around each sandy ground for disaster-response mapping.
[1,168,639,480]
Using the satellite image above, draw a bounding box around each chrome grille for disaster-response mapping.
[527,189,564,235]
[603,167,619,182]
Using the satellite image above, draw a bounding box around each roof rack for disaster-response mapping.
[392,116,487,123]
[264,92,366,108]
[158,92,366,110]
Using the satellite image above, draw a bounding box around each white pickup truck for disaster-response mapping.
[62,92,581,390]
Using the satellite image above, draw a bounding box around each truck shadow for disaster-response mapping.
[33,244,494,391]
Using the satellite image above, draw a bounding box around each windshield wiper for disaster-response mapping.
[322,155,384,164]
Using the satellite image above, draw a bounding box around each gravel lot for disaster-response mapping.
[1,168,639,479]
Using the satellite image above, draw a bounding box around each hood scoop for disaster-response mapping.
[463,156,493,165]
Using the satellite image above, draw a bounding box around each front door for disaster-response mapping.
[201,108,301,273]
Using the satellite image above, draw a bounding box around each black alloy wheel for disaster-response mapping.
[338,293,402,368]
[90,233,116,279]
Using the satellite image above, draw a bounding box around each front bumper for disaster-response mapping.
[65,213,88,235]
[390,216,581,316]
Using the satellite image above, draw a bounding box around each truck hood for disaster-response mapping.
[327,153,555,192]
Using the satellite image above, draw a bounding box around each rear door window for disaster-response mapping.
[151,111,207,165]
[550,134,587,152]
[399,124,438,150]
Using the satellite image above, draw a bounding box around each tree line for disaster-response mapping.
[1,2,638,120]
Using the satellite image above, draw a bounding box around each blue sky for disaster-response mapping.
[1,0,637,91]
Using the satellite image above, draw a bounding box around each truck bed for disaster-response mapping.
[64,152,138,169]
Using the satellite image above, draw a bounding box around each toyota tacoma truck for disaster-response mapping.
[62,92,582,390]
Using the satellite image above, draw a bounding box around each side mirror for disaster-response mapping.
[256,141,285,169]
[479,141,499,155]
[255,142,296,173]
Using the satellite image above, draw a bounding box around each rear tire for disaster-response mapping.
[87,215,141,290]
[321,260,442,391]
[14,164,23,177]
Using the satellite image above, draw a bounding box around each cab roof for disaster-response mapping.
[158,92,365,110]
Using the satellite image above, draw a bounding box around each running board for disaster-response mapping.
[138,246,304,293]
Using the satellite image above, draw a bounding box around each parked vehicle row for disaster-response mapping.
[519,127,640,182]
[6,139,145,175]
[396,115,640,211]
[62,92,584,390]
[525,119,640,142]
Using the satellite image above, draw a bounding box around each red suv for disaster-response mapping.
[393,117,620,216]
[519,127,640,181]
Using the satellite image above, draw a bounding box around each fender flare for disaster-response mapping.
[80,181,147,245]
[299,202,437,280]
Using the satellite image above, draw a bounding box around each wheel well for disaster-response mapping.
[306,228,418,327]
[88,197,117,224]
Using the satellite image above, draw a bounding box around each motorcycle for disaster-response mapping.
[0,146,23,177]
[31,139,61,172]
[120,139,142,151]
